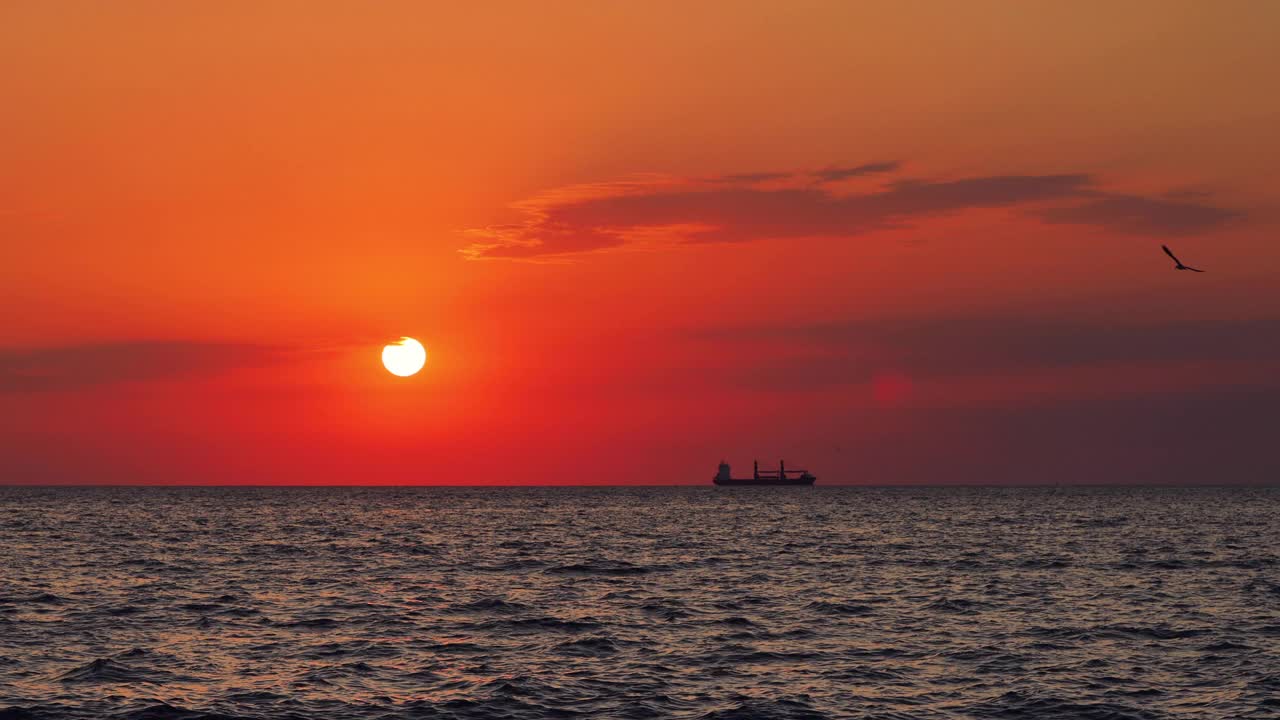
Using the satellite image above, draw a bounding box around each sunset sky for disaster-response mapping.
[3,2,1279,484]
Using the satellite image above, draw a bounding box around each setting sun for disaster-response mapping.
[5,4,1280,719]
[381,337,426,377]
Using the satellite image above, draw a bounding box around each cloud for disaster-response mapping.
[691,315,1280,391]
[0,341,284,392]
[715,171,793,183]
[1036,193,1241,235]
[838,386,1280,485]
[462,166,1240,260]
[813,161,900,182]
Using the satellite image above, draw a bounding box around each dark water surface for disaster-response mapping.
[1,486,1277,719]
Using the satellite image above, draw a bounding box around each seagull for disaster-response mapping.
[1162,245,1204,272]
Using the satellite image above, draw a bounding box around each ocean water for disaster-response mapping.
[0,486,1277,720]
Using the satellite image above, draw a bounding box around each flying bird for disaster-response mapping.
[1162,245,1204,272]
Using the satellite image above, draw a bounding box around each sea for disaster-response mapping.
[0,486,1276,720]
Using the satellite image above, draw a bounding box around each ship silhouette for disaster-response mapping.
[714,460,816,486]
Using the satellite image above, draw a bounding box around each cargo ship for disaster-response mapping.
[714,460,816,486]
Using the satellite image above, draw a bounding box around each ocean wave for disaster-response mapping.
[476,616,603,633]
[58,658,184,684]
[274,617,341,630]
[545,560,655,576]
[921,597,992,614]
[963,690,1167,720]
[697,697,829,720]
[1028,624,1208,642]
[803,600,873,615]
[449,597,531,614]
[1,485,1275,720]
[551,636,621,656]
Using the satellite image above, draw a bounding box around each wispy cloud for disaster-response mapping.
[813,161,901,182]
[0,341,285,392]
[714,171,793,184]
[690,315,1280,392]
[462,165,1240,260]
[1036,193,1240,235]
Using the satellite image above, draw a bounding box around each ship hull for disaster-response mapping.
[713,477,816,486]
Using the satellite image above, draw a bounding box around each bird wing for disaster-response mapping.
[1162,245,1181,263]
[1186,266,1205,272]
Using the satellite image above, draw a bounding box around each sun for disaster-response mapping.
[381,337,427,377]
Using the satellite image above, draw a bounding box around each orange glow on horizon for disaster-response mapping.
[2,3,1279,484]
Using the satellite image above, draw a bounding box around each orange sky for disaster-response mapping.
[3,2,1279,484]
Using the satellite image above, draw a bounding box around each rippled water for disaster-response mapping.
[1,486,1277,719]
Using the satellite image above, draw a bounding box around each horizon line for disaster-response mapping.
[2,483,1275,489]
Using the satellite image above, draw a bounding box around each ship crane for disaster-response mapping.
[752,460,811,479]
